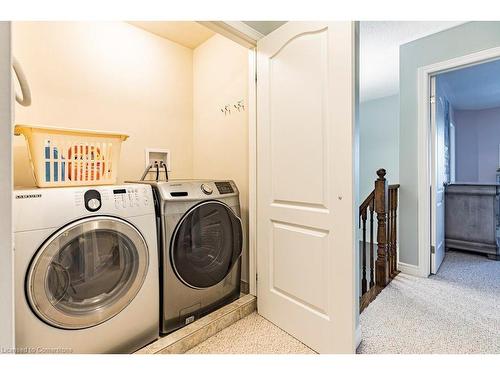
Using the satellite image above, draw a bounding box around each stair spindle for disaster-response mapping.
[361,208,368,295]
[369,202,375,289]
[359,170,400,313]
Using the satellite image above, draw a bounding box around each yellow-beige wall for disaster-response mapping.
[13,21,194,186]
[193,34,249,282]
[12,22,250,282]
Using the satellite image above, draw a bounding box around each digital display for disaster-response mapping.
[215,181,234,194]
[113,189,127,194]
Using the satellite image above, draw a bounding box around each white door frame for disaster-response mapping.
[198,21,263,49]
[416,46,500,277]
[247,47,257,295]
[0,21,14,350]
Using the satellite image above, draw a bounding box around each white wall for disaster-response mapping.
[192,34,249,282]
[359,94,399,200]
[0,21,14,351]
[13,22,194,186]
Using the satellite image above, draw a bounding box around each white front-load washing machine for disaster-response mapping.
[138,180,243,334]
[13,184,159,353]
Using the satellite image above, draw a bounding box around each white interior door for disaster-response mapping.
[256,22,357,353]
[431,76,446,274]
[0,21,14,349]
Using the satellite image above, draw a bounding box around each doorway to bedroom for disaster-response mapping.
[430,57,500,274]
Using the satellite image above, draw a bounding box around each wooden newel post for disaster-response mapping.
[375,168,390,287]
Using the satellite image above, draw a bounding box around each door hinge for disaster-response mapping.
[431,245,435,254]
[430,96,436,104]
[255,72,257,83]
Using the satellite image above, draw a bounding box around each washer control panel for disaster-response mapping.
[112,186,150,209]
[13,184,155,233]
[73,184,153,215]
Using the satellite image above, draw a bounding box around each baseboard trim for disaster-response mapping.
[398,261,427,277]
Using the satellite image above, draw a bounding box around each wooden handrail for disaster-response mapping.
[359,169,400,312]
[359,190,374,217]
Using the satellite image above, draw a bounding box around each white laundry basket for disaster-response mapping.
[15,124,129,187]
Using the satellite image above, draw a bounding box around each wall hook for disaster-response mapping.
[221,100,245,115]
[235,100,245,112]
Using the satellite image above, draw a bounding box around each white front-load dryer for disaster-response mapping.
[13,184,159,353]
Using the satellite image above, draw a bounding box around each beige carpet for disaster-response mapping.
[357,251,500,354]
[186,312,315,354]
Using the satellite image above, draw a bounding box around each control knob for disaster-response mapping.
[87,198,101,210]
[84,190,102,212]
[201,184,213,195]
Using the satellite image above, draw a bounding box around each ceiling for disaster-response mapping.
[128,21,470,102]
[129,21,286,49]
[129,21,215,49]
[438,58,500,111]
[360,21,465,102]
[242,21,286,35]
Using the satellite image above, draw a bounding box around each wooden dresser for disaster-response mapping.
[445,183,500,260]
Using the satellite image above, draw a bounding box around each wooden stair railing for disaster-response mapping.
[359,169,400,312]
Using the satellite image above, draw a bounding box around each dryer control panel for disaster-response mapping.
[214,181,234,194]
[150,180,239,202]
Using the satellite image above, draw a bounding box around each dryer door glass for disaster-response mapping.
[171,201,243,289]
[26,217,149,329]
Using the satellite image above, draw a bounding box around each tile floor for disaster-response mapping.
[137,294,256,354]
[187,312,315,354]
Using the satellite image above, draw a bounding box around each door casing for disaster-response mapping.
[0,21,13,350]
[416,46,500,277]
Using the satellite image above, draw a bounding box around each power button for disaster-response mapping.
[87,198,101,210]
[84,190,102,212]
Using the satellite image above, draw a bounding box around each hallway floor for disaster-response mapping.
[357,251,500,354]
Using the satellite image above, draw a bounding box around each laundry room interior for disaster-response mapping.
[11,21,254,353]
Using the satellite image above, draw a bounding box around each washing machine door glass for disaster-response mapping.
[26,216,149,329]
[171,201,243,289]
